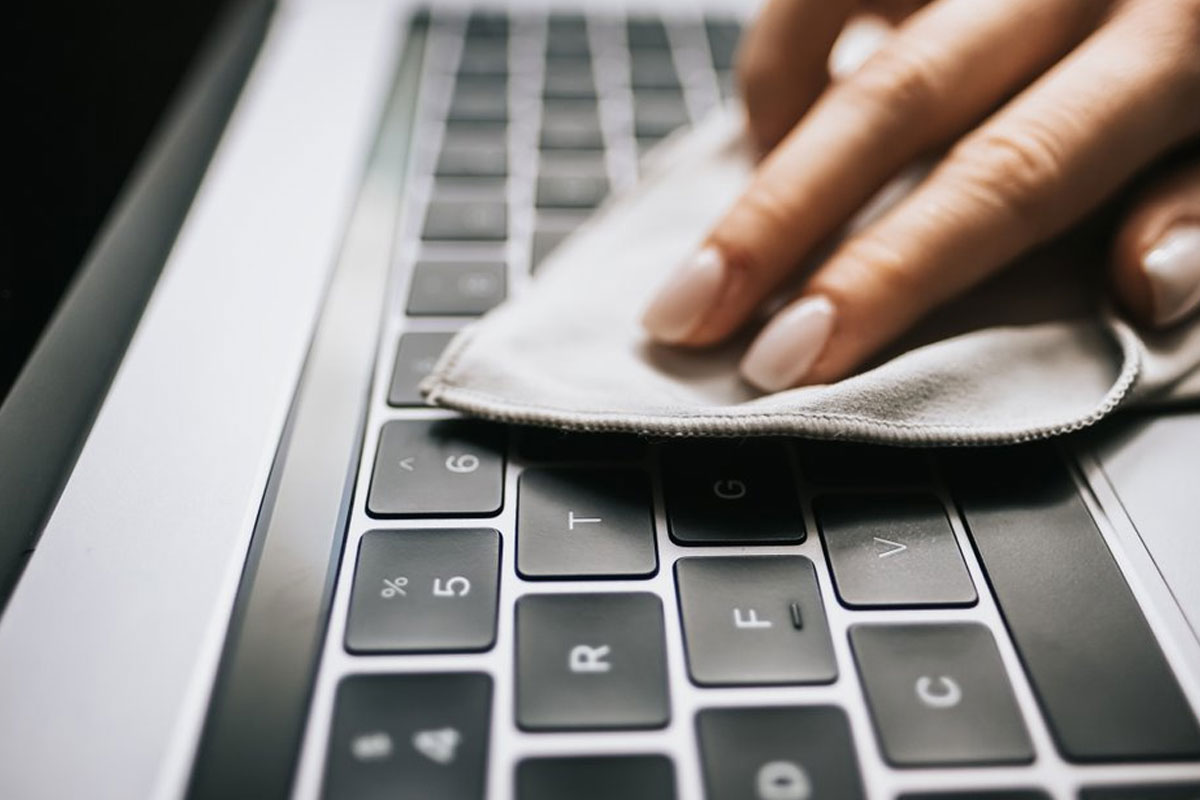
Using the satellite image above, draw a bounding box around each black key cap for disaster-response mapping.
[535,173,608,210]
[715,69,737,101]
[627,18,670,50]
[540,114,604,150]
[546,31,590,59]
[441,121,507,147]
[547,12,586,36]
[797,441,932,486]
[322,673,491,800]
[436,141,507,178]
[346,529,500,653]
[465,12,507,39]
[458,44,508,75]
[851,623,1034,766]
[949,446,1200,761]
[675,556,836,686]
[901,793,1049,800]
[816,494,976,608]
[630,53,680,90]
[423,201,507,241]
[517,468,656,578]
[530,223,577,271]
[407,261,506,316]
[696,706,865,800]
[516,592,669,730]
[1081,785,1200,799]
[633,92,689,138]
[387,332,454,407]
[661,439,804,544]
[367,419,505,517]
[543,66,595,99]
[517,755,676,800]
[447,89,508,124]
[517,427,644,461]
[705,18,742,70]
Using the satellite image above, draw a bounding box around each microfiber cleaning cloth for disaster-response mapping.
[421,109,1200,445]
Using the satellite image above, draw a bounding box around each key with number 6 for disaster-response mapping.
[368,419,505,517]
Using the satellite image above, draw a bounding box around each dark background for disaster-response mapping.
[2,1,229,401]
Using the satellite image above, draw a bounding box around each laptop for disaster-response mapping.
[2,1,1199,798]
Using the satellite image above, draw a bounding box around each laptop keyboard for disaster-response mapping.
[295,8,1200,799]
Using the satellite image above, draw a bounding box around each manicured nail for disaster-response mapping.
[642,247,726,342]
[1144,225,1200,326]
[740,295,836,392]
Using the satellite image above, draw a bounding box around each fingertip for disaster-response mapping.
[641,247,727,344]
[739,294,837,392]
[1111,159,1200,328]
[1141,225,1200,327]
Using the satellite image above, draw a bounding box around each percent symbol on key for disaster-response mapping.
[380,576,409,599]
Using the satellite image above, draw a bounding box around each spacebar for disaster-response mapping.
[947,445,1200,762]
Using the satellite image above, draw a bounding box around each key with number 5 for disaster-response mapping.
[368,419,506,517]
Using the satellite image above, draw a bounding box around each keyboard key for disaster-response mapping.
[696,706,865,800]
[516,755,676,800]
[442,121,507,147]
[540,114,604,150]
[458,44,509,75]
[716,69,737,101]
[1080,785,1200,799]
[675,556,836,686]
[633,92,689,138]
[346,529,500,653]
[368,419,505,517]
[530,223,578,271]
[447,89,508,124]
[407,261,506,316]
[627,18,670,50]
[387,332,454,406]
[516,592,669,730]
[816,494,976,608]
[517,427,645,461]
[797,441,932,486]
[535,173,609,210]
[546,31,590,59]
[661,439,804,545]
[543,65,595,99]
[436,141,507,178]
[630,53,680,90]
[423,201,507,241]
[900,793,1050,800]
[850,623,1034,766]
[948,446,1200,761]
[547,12,586,35]
[465,12,507,39]
[322,673,491,800]
[517,468,656,579]
[705,18,742,70]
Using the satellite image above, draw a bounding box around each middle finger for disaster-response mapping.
[660,0,1111,347]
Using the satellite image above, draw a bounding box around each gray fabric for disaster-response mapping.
[421,109,1200,445]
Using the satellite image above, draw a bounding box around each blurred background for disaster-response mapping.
[2,1,229,398]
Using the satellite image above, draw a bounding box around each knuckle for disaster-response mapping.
[713,184,799,276]
[824,234,922,300]
[944,123,1070,230]
[842,44,946,120]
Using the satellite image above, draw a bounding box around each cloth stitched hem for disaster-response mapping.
[420,322,1142,446]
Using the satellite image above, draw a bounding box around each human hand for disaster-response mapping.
[641,0,1200,392]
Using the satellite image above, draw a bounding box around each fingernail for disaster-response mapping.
[642,247,726,342]
[1144,225,1200,326]
[740,295,836,392]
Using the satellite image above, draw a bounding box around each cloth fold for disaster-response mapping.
[421,109,1200,445]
